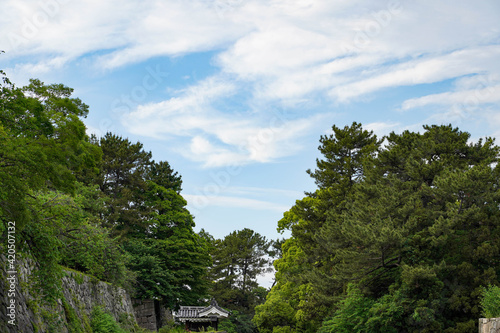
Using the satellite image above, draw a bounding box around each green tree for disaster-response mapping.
[210,228,272,311]
[307,121,381,190]
[253,288,297,333]
[59,183,133,287]
[147,160,183,193]
[97,132,152,235]
[318,284,374,333]
[326,125,499,332]
[95,132,211,307]
[207,229,274,333]
[259,123,500,332]
[0,73,99,302]
[125,225,211,308]
[124,161,210,308]
[0,74,96,229]
[263,122,381,332]
[0,72,212,313]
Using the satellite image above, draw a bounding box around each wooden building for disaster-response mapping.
[174,299,230,331]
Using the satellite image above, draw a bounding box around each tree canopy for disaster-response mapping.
[255,123,500,333]
[0,72,210,308]
[206,228,277,333]
[3,67,499,332]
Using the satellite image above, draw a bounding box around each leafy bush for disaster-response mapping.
[272,327,294,333]
[219,317,238,333]
[158,325,185,333]
[90,306,126,333]
[59,183,135,289]
[218,310,257,333]
[61,220,135,288]
[318,284,374,333]
[480,285,500,318]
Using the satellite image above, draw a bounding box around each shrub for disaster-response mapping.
[480,285,500,318]
[158,325,185,333]
[90,306,126,333]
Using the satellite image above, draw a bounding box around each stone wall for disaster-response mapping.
[479,318,500,333]
[133,298,173,331]
[133,299,158,331]
[0,257,137,333]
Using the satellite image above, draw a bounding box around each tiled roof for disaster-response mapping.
[175,299,230,319]
[199,302,230,317]
[176,306,205,318]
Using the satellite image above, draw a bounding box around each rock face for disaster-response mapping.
[0,257,137,333]
[479,318,500,333]
[61,270,135,324]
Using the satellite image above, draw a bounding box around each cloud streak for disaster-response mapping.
[121,75,326,167]
[2,0,500,166]
[183,194,290,212]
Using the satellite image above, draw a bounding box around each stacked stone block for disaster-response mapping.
[479,318,500,333]
[0,256,137,333]
[132,299,158,331]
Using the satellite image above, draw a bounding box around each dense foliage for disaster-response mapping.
[255,122,500,333]
[480,285,500,318]
[3,68,499,333]
[206,228,277,333]
[91,306,127,333]
[0,72,210,308]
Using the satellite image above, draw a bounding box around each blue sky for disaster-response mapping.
[2,0,500,246]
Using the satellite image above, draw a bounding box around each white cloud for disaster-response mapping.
[215,0,500,105]
[397,72,500,129]
[121,75,326,167]
[0,0,251,70]
[3,0,500,167]
[130,76,237,122]
[402,85,500,111]
[8,56,70,81]
[487,108,500,140]
[183,194,290,212]
[95,1,252,69]
[330,46,500,102]
[365,121,401,137]
[401,71,500,111]
[3,0,499,106]
[222,186,303,198]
